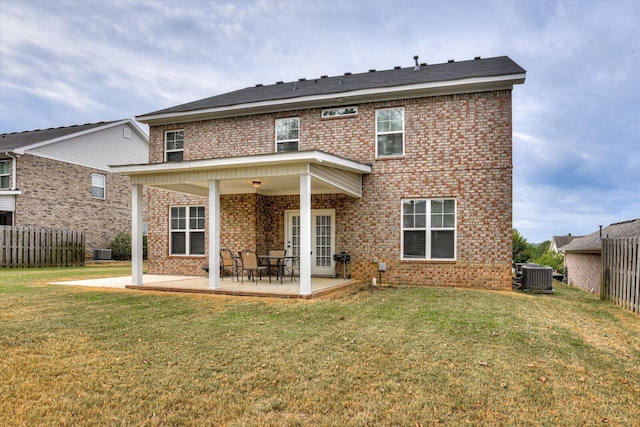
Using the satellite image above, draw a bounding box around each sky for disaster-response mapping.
[0,0,638,243]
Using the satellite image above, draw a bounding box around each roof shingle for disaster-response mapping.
[144,56,525,116]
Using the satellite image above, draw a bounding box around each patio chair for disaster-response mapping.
[266,249,286,282]
[239,250,267,284]
[220,249,238,281]
[283,256,300,282]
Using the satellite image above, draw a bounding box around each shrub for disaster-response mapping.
[534,251,565,273]
[109,231,132,260]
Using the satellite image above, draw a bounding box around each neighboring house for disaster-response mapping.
[113,56,526,295]
[549,235,578,253]
[560,219,640,293]
[0,119,148,257]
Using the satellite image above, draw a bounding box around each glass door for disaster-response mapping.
[285,209,335,276]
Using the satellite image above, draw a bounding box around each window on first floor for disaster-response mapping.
[0,161,9,189]
[91,173,106,199]
[0,211,12,226]
[402,198,456,260]
[275,117,299,152]
[170,206,205,256]
[165,130,184,162]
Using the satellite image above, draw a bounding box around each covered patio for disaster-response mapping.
[112,150,371,297]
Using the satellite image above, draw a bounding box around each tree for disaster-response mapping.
[512,228,529,263]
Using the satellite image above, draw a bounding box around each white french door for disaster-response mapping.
[285,209,335,276]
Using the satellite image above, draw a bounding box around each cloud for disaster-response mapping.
[0,0,638,244]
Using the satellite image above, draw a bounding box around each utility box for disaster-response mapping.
[93,249,112,260]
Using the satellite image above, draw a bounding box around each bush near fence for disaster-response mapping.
[601,237,639,313]
[0,226,85,268]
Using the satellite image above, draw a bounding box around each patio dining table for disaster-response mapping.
[258,254,299,284]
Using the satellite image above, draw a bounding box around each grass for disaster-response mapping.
[1,264,639,426]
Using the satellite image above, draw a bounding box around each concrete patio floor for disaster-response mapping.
[51,274,356,299]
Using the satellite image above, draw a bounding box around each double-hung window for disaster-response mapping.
[91,173,106,199]
[275,117,299,152]
[402,199,456,260]
[0,161,9,189]
[165,130,184,162]
[170,206,205,256]
[376,107,404,157]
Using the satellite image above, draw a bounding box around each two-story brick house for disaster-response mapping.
[0,119,148,257]
[114,56,525,295]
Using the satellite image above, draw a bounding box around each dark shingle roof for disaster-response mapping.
[0,121,119,152]
[561,219,640,252]
[145,56,525,116]
[552,235,578,248]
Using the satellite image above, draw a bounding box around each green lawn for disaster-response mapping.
[1,264,639,426]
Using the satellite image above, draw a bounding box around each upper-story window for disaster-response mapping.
[91,173,106,199]
[402,198,456,260]
[275,117,299,152]
[0,161,9,189]
[376,107,404,158]
[165,130,184,162]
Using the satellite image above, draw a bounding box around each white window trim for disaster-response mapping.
[165,130,184,162]
[169,205,206,256]
[91,173,106,199]
[375,107,405,158]
[275,117,300,152]
[400,198,457,261]
[0,160,10,189]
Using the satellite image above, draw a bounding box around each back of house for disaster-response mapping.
[114,55,525,291]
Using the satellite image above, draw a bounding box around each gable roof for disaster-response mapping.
[0,119,146,153]
[551,235,578,248]
[560,218,640,253]
[138,56,526,125]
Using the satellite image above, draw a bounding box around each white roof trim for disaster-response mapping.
[13,119,148,155]
[137,74,526,124]
[111,150,372,175]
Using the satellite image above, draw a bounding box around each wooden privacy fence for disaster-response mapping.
[0,226,85,268]
[601,237,639,313]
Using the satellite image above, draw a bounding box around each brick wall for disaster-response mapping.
[14,154,134,256]
[145,90,513,288]
[565,253,601,293]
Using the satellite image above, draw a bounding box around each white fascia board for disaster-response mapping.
[111,150,372,176]
[14,119,145,154]
[137,74,526,125]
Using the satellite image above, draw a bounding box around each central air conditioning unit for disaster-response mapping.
[93,249,112,260]
[520,265,554,294]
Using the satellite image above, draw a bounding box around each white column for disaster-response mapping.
[299,173,312,295]
[131,184,144,285]
[208,179,221,289]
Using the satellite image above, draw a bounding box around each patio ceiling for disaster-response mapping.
[112,150,372,198]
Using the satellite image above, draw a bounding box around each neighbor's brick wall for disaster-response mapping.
[146,90,513,288]
[565,253,601,293]
[14,154,134,257]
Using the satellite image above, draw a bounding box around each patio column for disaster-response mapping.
[208,179,221,289]
[299,173,312,295]
[131,183,144,285]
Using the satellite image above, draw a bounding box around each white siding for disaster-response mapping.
[26,124,148,171]
[0,195,16,211]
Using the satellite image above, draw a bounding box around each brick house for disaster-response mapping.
[0,120,148,257]
[113,56,525,295]
[560,219,640,293]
